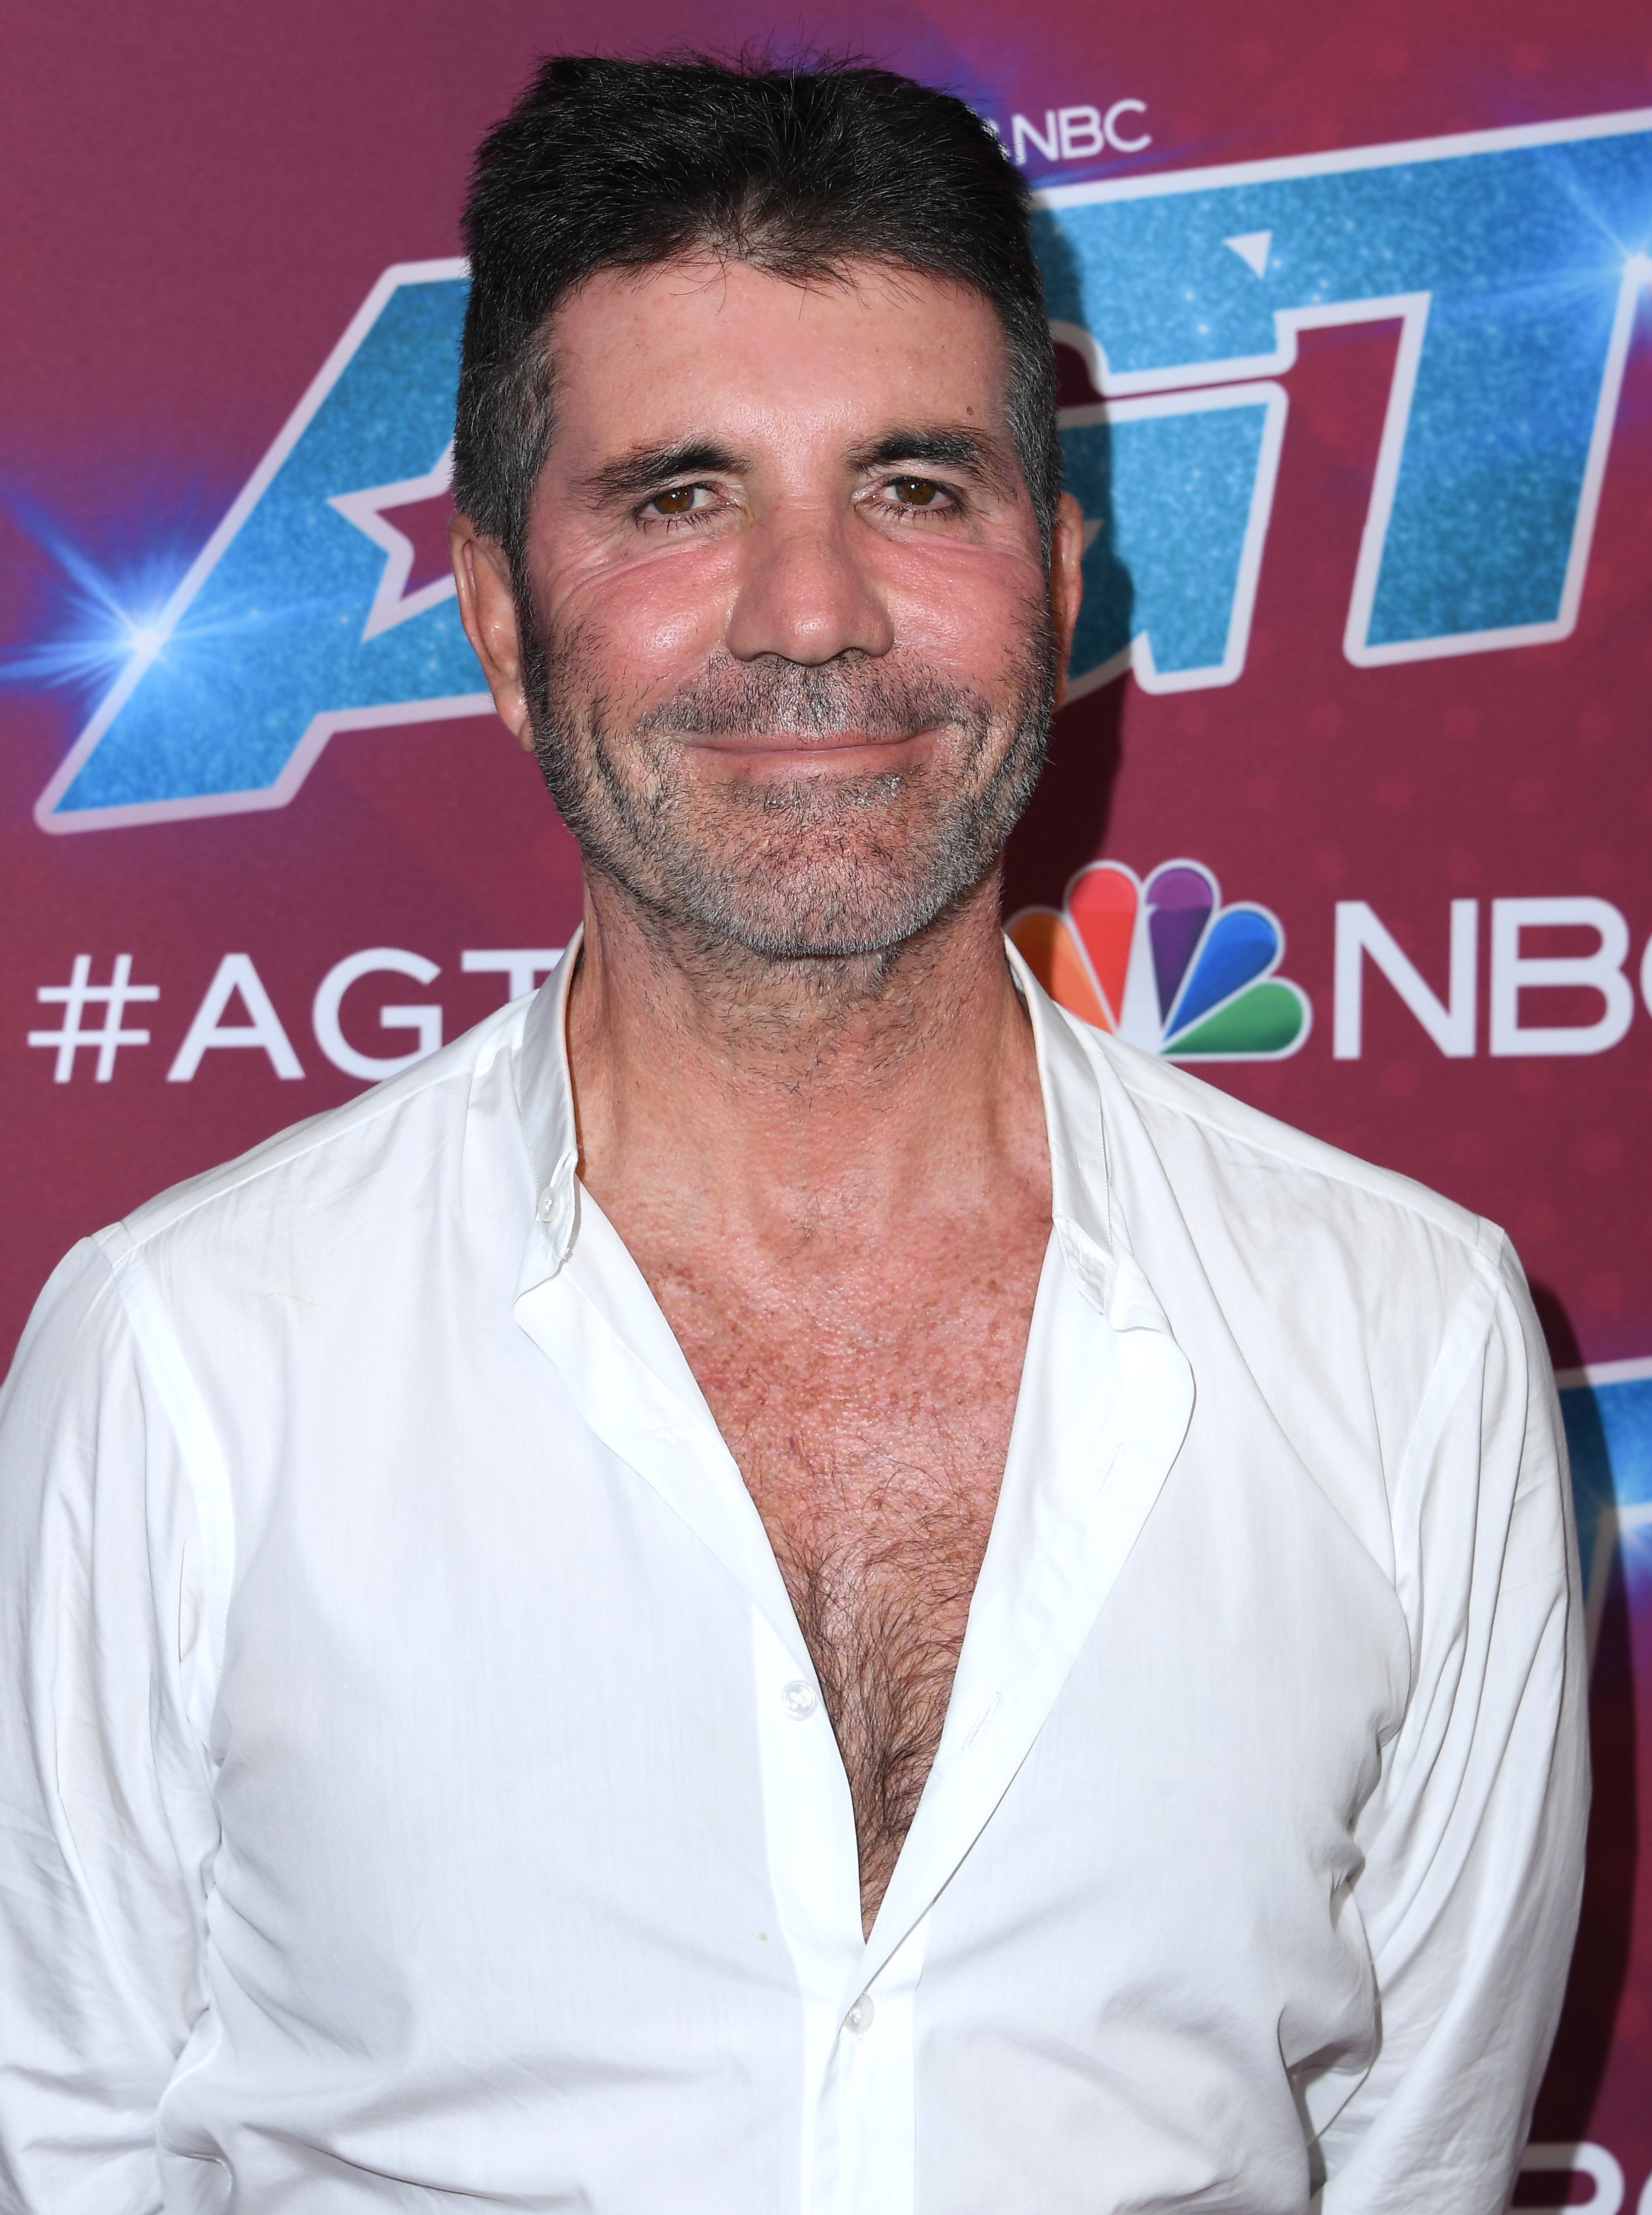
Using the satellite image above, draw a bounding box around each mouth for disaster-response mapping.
[683,727,939,779]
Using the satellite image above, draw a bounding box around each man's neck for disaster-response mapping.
[566,871,1050,1255]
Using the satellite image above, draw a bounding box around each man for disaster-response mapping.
[0,53,1586,2215]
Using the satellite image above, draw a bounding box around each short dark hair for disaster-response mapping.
[453,53,1061,569]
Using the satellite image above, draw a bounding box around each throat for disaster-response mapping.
[777,1508,992,1937]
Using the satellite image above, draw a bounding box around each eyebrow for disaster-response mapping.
[574,423,1016,508]
[576,440,750,505]
[846,426,1015,492]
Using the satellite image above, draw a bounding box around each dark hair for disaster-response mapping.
[453,53,1061,568]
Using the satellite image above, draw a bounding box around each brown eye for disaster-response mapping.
[889,476,946,507]
[648,485,701,517]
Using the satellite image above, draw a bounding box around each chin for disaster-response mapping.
[653,836,982,964]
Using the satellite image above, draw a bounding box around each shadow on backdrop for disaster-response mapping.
[1002,320,1132,916]
[1524,1282,1638,2179]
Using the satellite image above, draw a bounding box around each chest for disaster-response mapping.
[648,1225,1050,1926]
[659,1228,1044,1606]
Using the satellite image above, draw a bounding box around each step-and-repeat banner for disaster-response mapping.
[3,1,1648,2196]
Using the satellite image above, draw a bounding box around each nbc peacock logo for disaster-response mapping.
[1009,858,1312,1059]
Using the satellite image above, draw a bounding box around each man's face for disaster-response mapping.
[456,257,1082,962]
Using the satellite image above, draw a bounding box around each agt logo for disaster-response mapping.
[34,107,1652,833]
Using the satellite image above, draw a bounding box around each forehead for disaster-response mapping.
[543,257,1012,456]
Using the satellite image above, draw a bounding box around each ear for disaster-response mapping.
[450,516,535,748]
[1048,491,1085,712]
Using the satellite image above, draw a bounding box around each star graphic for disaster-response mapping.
[328,446,458,641]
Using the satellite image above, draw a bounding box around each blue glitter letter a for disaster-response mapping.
[38,261,483,832]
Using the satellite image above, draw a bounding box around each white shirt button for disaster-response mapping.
[781,1679,818,1720]
[536,1186,557,1224]
[845,1994,875,2035]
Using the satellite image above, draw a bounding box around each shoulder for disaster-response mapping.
[101,997,531,1284]
[1059,1013,1547,1552]
[1060,1012,1525,1448]
[1081,1012,1500,1272]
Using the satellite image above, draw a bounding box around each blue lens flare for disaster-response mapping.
[0,487,207,696]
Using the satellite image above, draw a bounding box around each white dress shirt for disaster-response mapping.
[0,941,1587,2215]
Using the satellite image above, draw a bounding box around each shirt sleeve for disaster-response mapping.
[1314,1232,1589,2212]
[0,1238,219,2215]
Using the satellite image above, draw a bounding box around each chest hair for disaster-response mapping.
[679,1269,1034,1933]
[766,1463,994,1934]
[628,1180,1047,1934]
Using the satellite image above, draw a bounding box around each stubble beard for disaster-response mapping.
[518,596,1057,972]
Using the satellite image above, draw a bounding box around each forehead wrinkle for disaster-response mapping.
[543,259,1016,503]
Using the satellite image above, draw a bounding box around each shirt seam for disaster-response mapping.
[94,1232,237,1723]
[1381,1240,1508,1715]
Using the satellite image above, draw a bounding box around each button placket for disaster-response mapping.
[749,1606,865,2215]
[828,1914,929,2215]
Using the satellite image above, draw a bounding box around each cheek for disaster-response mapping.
[874,541,1049,686]
[534,523,1047,701]
[544,541,742,692]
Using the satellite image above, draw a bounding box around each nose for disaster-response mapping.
[723,506,895,665]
